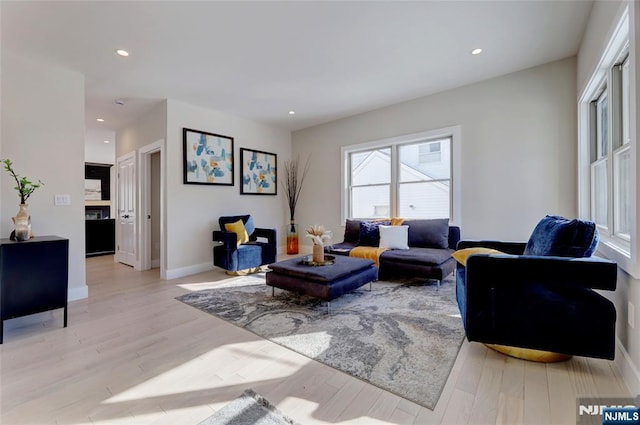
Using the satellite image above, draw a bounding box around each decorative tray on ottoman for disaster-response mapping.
[300,254,336,266]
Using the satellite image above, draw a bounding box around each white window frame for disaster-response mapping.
[578,6,638,276]
[591,86,610,232]
[341,126,461,225]
[613,56,631,240]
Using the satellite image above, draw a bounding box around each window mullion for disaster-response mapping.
[607,71,615,235]
[347,152,354,218]
[390,144,398,217]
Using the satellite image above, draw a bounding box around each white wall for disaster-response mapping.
[577,0,640,394]
[1,50,87,300]
[292,57,577,246]
[577,1,625,94]
[85,130,116,164]
[117,101,167,158]
[164,100,291,278]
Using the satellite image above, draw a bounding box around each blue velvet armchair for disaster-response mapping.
[213,215,277,274]
[455,215,617,360]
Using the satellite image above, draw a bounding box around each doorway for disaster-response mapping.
[139,139,165,278]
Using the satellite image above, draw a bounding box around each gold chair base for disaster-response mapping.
[485,344,572,363]
[225,267,262,276]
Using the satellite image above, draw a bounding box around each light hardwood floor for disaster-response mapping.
[0,255,630,425]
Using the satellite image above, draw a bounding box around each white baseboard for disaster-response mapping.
[151,259,160,268]
[165,262,213,280]
[616,338,640,395]
[68,284,88,302]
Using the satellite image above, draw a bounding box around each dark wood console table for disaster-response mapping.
[0,235,69,343]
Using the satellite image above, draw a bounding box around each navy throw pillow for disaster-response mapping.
[358,221,389,246]
[406,218,450,249]
[523,215,598,257]
[344,219,361,244]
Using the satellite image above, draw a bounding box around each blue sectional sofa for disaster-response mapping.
[326,218,460,285]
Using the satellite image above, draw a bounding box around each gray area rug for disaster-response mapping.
[178,273,464,410]
[199,389,299,425]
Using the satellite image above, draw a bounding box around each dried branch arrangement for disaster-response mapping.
[282,155,311,222]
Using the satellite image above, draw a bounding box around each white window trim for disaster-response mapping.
[341,125,461,225]
[578,5,639,277]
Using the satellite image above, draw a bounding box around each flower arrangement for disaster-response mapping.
[1,159,44,204]
[305,225,332,246]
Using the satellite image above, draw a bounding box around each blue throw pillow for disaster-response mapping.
[523,215,598,257]
[358,221,389,246]
[244,215,256,236]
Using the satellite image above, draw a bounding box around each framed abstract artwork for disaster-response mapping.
[183,128,234,185]
[240,148,277,195]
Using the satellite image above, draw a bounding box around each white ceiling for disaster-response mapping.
[2,1,593,152]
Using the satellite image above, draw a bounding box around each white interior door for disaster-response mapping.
[117,152,136,266]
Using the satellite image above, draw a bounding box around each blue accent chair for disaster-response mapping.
[456,215,617,360]
[213,215,277,273]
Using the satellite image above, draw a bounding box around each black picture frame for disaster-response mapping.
[183,128,234,186]
[240,148,277,195]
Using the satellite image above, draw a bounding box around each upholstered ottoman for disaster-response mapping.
[266,255,377,312]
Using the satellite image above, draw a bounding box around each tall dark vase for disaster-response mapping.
[286,221,299,255]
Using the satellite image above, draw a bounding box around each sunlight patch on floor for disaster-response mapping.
[280,396,394,425]
[178,275,262,291]
[102,340,308,404]
[89,406,214,425]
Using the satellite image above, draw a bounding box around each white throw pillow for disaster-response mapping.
[379,225,410,250]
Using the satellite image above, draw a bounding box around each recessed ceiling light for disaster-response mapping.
[116,49,129,57]
[289,111,295,115]
[471,48,483,55]
[96,118,105,122]
[103,140,110,144]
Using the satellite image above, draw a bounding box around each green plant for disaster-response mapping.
[1,159,44,204]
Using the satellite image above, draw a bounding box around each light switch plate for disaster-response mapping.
[628,301,635,328]
[54,194,71,206]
